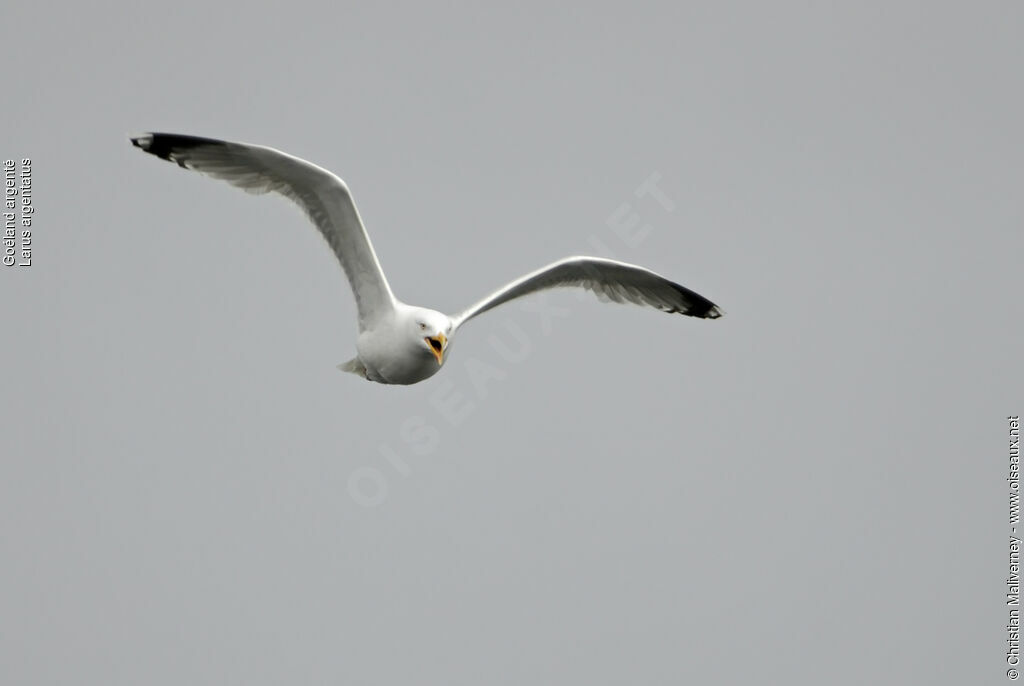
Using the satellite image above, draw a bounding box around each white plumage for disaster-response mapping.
[131,133,722,385]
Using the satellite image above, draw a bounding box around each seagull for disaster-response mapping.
[130,133,723,385]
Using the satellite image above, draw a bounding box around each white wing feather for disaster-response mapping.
[452,256,722,328]
[130,133,395,329]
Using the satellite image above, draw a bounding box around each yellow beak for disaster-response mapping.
[425,333,447,364]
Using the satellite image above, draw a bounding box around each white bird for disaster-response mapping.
[131,133,723,385]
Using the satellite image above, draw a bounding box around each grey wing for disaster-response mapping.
[451,256,722,328]
[130,132,396,329]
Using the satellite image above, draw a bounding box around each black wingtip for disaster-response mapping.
[689,300,724,319]
[128,132,229,162]
[668,282,723,319]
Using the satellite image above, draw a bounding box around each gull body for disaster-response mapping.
[130,133,722,386]
[353,305,452,385]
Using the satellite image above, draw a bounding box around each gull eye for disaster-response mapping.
[419,322,426,330]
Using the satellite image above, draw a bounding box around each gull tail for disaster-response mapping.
[337,357,368,378]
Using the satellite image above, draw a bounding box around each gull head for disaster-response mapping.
[409,307,453,366]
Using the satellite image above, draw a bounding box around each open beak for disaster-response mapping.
[425,333,447,365]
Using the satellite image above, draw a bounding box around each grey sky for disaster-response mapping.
[1,2,1020,684]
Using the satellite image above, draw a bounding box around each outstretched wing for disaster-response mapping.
[130,132,396,329]
[452,256,722,328]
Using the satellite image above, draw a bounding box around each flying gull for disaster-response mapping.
[130,133,723,385]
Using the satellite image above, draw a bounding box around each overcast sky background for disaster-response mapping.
[1,2,1020,684]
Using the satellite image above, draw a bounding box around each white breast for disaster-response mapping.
[355,317,444,385]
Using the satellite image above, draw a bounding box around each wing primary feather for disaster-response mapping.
[452,256,722,328]
[130,132,396,329]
